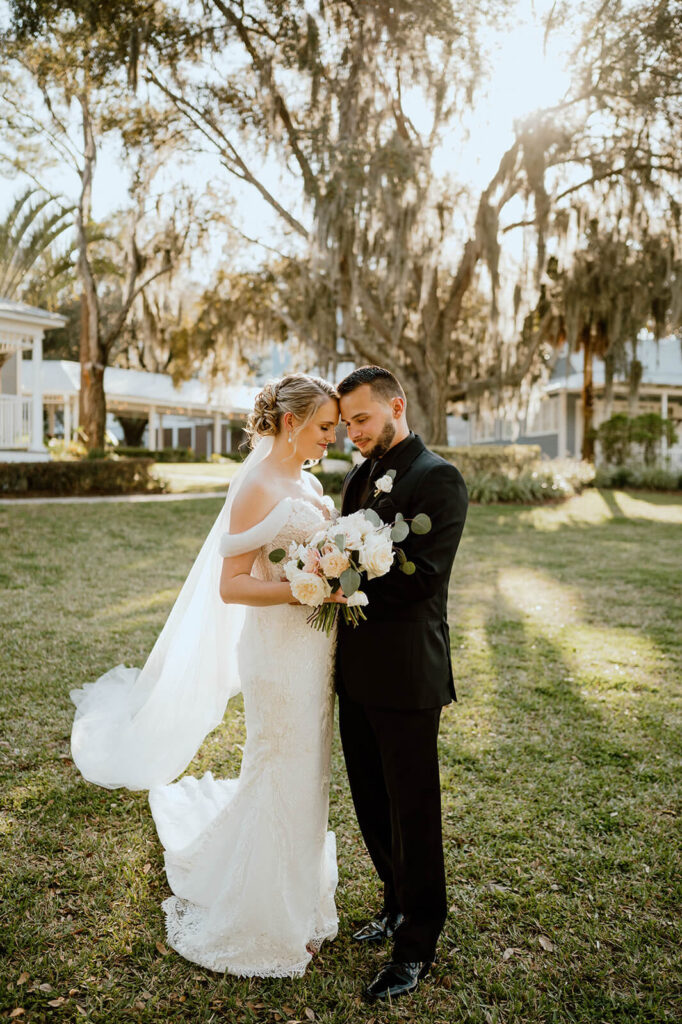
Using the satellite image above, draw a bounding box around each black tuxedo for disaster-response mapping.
[335,433,468,963]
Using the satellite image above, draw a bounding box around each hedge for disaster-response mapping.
[594,465,682,491]
[431,444,542,476]
[0,459,164,497]
[114,446,202,462]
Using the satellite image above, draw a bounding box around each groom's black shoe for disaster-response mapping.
[365,960,430,1001]
[352,911,404,943]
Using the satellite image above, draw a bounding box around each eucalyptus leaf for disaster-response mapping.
[400,560,416,575]
[363,508,381,527]
[334,533,346,552]
[268,548,286,563]
[390,520,410,543]
[396,547,407,564]
[339,567,361,596]
[410,513,432,535]
[386,469,397,479]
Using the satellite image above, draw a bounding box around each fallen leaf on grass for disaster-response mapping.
[142,862,152,874]
[16,973,29,985]
[69,989,79,996]
[77,1006,87,1016]
[48,998,66,1007]
[502,947,523,960]
[155,941,168,955]
[538,935,554,951]
[38,983,52,991]
[305,1010,316,1022]
[10,1010,25,1019]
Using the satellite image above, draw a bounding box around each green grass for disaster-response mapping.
[1,489,681,1023]
[150,461,239,493]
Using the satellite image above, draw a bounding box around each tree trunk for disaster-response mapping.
[603,349,615,420]
[405,364,449,446]
[116,415,148,447]
[628,358,643,416]
[581,326,595,462]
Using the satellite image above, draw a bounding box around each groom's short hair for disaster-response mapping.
[337,365,405,404]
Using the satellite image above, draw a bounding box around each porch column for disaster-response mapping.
[158,412,165,450]
[72,394,79,437]
[172,425,179,449]
[63,395,72,441]
[148,406,157,450]
[30,332,45,452]
[213,411,222,455]
[190,423,196,453]
[661,392,669,461]
[558,391,568,458]
[225,424,232,452]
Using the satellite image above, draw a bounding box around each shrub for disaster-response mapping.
[432,444,542,477]
[311,469,344,495]
[465,459,595,505]
[114,446,202,462]
[0,459,164,497]
[594,465,681,491]
[596,414,631,465]
[596,413,678,466]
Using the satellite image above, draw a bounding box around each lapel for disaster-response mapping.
[341,459,371,515]
[363,434,426,513]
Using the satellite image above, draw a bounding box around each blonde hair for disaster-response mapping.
[246,373,338,448]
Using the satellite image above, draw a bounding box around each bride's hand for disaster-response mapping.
[324,590,348,605]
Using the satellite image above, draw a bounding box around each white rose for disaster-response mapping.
[319,547,351,578]
[375,473,394,493]
[289,570,332,606]
[284,559,300,582]
[346,590,369,607]
[336,511,371,549]
[359,531,394,579]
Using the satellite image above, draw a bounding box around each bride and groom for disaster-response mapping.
[70,364,468,1001]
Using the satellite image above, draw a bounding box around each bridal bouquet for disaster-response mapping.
[269,507,432,634]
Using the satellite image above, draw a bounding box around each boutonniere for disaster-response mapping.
[373,468,396,498]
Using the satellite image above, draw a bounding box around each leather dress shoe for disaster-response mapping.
[352,911,404,942]
[365,960,430,1001]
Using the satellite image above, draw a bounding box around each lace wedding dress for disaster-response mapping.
[148,496,339,976]
[70,435,339,978]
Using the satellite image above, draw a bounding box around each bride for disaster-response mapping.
[70,373,345,977]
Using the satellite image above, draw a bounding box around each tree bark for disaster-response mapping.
[116,415,148,447]
[628,357,643,416]
[581,325,595,462]
[603,349,615,419]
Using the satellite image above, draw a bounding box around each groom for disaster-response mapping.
[336,365,468,1002]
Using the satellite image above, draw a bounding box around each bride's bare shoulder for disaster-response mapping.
[229,470,284,534]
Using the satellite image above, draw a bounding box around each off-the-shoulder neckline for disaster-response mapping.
[224,493,332,543]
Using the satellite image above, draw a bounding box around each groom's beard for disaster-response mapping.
[365,417,396,460]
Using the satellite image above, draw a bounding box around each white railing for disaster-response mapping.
[0,394,32,448]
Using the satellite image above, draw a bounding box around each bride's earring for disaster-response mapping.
[288,432,292,445]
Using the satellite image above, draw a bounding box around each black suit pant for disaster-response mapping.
[337,684,447,962]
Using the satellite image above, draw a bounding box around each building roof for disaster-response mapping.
[547,334,682,393]
[0,298,67,331]
[21,359,259,417]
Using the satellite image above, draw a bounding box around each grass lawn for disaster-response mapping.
[150,461,239,493]
[1,489,680,1023]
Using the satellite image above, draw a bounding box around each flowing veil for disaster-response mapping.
[70,436,275,791]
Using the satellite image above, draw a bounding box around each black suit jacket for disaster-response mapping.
[336,434,468,709]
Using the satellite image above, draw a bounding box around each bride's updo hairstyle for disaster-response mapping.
[246,373,337,448]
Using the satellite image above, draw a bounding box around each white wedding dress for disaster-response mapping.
[149,496,338,976]
[70,437,339,978]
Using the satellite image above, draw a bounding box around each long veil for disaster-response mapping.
[70,436,274,791]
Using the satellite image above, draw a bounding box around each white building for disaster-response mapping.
[453,335,682,466]
[0,299,67,462]
[19,359,259,458]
